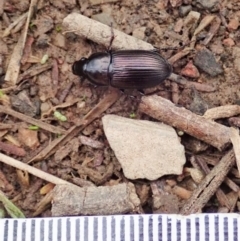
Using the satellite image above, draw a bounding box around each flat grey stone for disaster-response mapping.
[102,115,186,180]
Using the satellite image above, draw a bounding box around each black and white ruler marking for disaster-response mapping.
[0,213,239,241]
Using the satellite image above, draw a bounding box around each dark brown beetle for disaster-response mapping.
[72,50,172,89]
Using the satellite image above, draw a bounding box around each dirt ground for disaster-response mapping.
[1,0,240,217]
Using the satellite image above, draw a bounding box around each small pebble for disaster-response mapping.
[181,61,200,78]
[196,0,219,10]
[228,18,239,31]
[132,27,146,40]
[179,5,192,17]
[222,38,235,47]
[194,47,223,76]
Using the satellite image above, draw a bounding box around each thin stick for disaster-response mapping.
[180,149,235,215]
[0,105,66,134]
[0,152,74,186]
[4,0,38,84]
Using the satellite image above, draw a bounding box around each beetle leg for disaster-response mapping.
[137,89,145,95]
[79,77,87,86]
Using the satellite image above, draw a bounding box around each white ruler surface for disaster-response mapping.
[0,213,239,241]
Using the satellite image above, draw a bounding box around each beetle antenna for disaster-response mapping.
[107,23,115,52]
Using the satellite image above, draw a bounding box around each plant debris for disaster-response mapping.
[1,0,240,219]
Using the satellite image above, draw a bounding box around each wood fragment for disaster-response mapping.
[4,0,38,84]
[0,0,4,16]
[172,185,192,200]
[171,82,179,104]
[139,95,231,150]
[79,135,104,149]
[193,155,238,192]
[51,59,59,86]
[203,17,221,45]
[230,127,240,176]
[168,48,191,64]
[180,149,235,215]
[12,15,28,34]
[226,191,239,212]
[203,105,240,120]
[32,190,53,217]
[169,73,216,92]
[0,141,26,157]
[0,105,66,134]
[193,15,215,36]
[77,162,113,185]
[224,177,239,193]
[17,63,52,83]
[21,35,34,65]
[63,13,154,51]
[0,123,14,130]
[51,183,140,216]
[2,12,28,38]
[58,81,73,103]
[196,157,231,209]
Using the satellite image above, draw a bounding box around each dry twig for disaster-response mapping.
[180,149,235,215]
[4,0,38,84]
[139,95,230,150]
[0,105,66,134]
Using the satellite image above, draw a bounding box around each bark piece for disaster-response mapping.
[203,105,240,120]
[180,149,235,215]
[51,183,140,216]
[63,13,154,51]
[230,127,240,176]
[139,95,231,151]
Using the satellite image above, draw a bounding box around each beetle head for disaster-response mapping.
[72,57,88,76]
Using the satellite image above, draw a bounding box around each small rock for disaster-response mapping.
[194,47,223,76]
[102,115,186,180]
[196,0,219,11]
[36,34,50,49]
[181,61,200,78]
[11,90,39,117]
[228,18,239,31]
[40,102,51,114]
[179,5,192,17]
[170,0,182,7]
[188,89,209,115]
[18,128,40,149]
[132,27,146,40]
[222,38,235,47]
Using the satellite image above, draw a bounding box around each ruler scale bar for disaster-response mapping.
[0,214,240,241]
